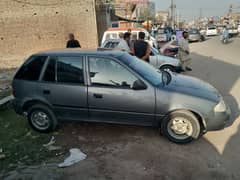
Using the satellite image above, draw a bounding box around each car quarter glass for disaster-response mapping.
[15,56,47,81]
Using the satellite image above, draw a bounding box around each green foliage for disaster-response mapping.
[0,109,56,171]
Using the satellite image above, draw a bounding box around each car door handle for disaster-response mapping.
[93,93,103,99]
[43,89,51,95]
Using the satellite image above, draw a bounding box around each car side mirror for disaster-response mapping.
[132,79,147,90]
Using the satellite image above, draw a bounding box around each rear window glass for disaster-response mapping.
[208,27,216,30]
[15,56,47,81]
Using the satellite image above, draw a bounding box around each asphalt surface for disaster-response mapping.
[56,36,240,180]
[189,36,240,154]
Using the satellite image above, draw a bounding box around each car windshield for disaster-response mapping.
[120,54,163,86]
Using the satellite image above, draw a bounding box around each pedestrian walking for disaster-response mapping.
[66,33,81,48]
[178,31,192,71]
[115,32,131,52]
[131,32,150,62]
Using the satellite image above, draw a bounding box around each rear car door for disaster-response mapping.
[40,56,88,121]
[87,56,156,126]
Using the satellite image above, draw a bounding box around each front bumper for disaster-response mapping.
[205,105,232,131]
[175,65,184,73]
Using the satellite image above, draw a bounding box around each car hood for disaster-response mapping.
[164,73,221,102]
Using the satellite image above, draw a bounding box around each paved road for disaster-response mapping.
[57,37,240,180]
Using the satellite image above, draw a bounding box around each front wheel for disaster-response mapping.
[161,110,201,144]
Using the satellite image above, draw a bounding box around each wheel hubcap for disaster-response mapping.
[31,111,49,130]
[168,117,193,139]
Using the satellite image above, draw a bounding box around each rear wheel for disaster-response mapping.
[161,110,201,144]
[27,104,57,133]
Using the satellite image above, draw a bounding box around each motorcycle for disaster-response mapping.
[220,32,229,44]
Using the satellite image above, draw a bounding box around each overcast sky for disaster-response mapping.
[152,0,240,21]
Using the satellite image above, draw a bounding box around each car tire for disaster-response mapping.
[27,104,57,133]
[161,110,201,144]
[160,65,176,72]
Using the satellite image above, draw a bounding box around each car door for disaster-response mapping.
[87,56,156,126]
[149,48,165,68]
[41,56,88,121]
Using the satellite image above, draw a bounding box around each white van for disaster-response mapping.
[206,26,218,36]
[101,27,158,48]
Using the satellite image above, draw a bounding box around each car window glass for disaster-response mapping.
[15,56,47,81]
[112,33,118,39]
[104,42,112,48]
[43,58,56,82]
[105,33,110,40]
[57,57,84,84]
[89,57,137,88]
[104,41,119,48]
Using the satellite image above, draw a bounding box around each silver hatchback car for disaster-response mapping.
[12,50,231,144]
[101,39,182,72]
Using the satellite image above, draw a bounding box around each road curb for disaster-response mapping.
[0,95,14,107]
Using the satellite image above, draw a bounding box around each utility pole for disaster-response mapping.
[170,0,174,28]
[170,0,176,28]
[200,8,202,19]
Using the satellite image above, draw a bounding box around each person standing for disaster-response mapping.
[115,32,131,52]
[66,33,81,48]
[132,32,150,62]
[178,31,192,71]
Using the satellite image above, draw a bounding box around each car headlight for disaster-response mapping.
[214,99,226,112]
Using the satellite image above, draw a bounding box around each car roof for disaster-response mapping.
[33,48,127,58]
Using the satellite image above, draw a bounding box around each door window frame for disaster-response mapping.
[39,55,87,86]
[86,55,147,90]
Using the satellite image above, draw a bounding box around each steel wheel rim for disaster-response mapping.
[31,111,50,130]
[167,117,193,140]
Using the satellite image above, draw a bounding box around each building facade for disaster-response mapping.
[0,0,100,58]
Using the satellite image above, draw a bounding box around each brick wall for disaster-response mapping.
[0,0,98,58]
